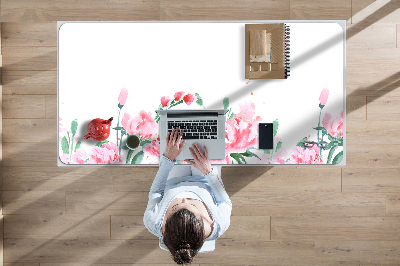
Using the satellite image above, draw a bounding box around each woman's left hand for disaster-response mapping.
[165,127,186,161]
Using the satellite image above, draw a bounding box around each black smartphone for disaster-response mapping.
[259,123,273,149]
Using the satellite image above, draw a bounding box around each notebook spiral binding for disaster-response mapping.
[284,24,291,79]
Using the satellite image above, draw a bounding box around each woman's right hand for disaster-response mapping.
[184,143,212,176]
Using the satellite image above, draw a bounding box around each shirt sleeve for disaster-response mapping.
[204,167,232,238]
[143,154,175,237]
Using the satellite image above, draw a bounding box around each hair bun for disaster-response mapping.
[174,248,193,264]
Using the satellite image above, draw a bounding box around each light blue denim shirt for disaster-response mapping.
[143,154,232,243]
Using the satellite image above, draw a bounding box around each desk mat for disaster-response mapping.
[58,22,345,165]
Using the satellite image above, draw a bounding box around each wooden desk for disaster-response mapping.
[57,21,346,165]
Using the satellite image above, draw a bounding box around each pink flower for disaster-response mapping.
[183,93,195,106]
[60,148,89,164]
[161,96,171,107]
[174,91,185,101]
[88,142,122,164]
[322,111,343,138]
[319,88,329,106]
[257,149,288,164]
[118,88,129,106]
[143,136,160,158]
[288,145,324,164]
[121,110,157,139]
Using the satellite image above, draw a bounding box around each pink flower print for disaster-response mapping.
[322,111,343,138]
[288,145,324,164]
[174,91,185,101]
[143,136,160,158]
[161,96,171,107]
[59,117,66,132]
[121,111,157,139]
[71,148,89,164]
[183,93,195,106]
[88,142,122,164]
[319,88,329,106]
[118,88,128,106]
[60,153,71,164]
[225,118,258,154]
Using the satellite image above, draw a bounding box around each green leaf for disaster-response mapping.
[296,137,308,147]
[126,149,134,163]
[61,136,69,154]
[327,134,335,141]
[313,126,325,131]
[230,153,246,164]
[229,112,235,119]
[324,141,337,150]
[327,144,338,164]
[275,141,282,152]
[319,103,325,109]
[272,120,279,137]
[131,150,145,164]
[95,140,109,147]
[118,103,124,109]
[71,120,78,135]
[240,148,261,160]
[195,93,203,106]
[264,149,271,155]
[332,150,343,165]
[112,127,124,130]
[122,146,129,150]
[74,141,81,152]
[140,138,152,147]
[338,138,343,146]
[223,97,229,109]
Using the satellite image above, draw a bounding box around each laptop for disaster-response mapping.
[156,109,228,160]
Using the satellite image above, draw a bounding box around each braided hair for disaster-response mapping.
[163,208,205,264]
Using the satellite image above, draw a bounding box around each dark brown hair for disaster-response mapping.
[163,208,205,264]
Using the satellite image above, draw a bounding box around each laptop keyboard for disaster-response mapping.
[168,120,218,139]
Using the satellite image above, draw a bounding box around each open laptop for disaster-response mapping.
[156,109,228,160]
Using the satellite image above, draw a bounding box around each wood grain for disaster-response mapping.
[2,191,65,215]
[2,142,57,167]
[2,95,46,119]
[45,95,57,118]
[111,216,156,240]
[346,144,400,168]
[347,23,397,49]
[0,0,161,22]
[2,47,56,71]
[2,166,158,192]
[316,240,400,264]
[160,0,289,21]
[231,191,386,216]
[66,191,148,215]
[290,0,351,20]
[346,120,400,145]
[4,214,110,239]
[347,48,400,74]
[367,96,400,120]
[1,71,57,95]
[347,71,400,98]
[346,96,366,120]
[343,168,400,193]
[273,216,400,241]
[386,193,400,216]
[2,119,57,143]
[1,22,57,46]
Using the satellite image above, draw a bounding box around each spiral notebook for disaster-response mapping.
[245,23,290,79]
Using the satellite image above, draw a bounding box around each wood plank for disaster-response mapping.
[347,48,400,74]
[4,214,110,239]
[346,120,400,145]
[1,22,57,46]
[273,216,400,241]
[0,0,160,22]
[4,264,39,266]
[347,23,396,49]
[351,0,400,24]
[111,215,270,240]
[45,95,56,118]
[346,144,400,168]
[2,46,56,71]
[316,240,400,264]
[347,71,400,98]
[3,238,316,264]
[1,71,57,95]
[2,166,158,192]
[2,191,65,215]
[2,142,57,167]
[397,24,399,48]
[231,191,386,216]
[367,96,400,120]
[2,119,57,143]
[160,0,289,20]
[223,166,341,193]
[290,0,351,20]
[41,264,198,266]
[346,96,366,120]
[386,193,400,216]
[66,191,148,215]
[2,95,46,119]
[343,168,400,192]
